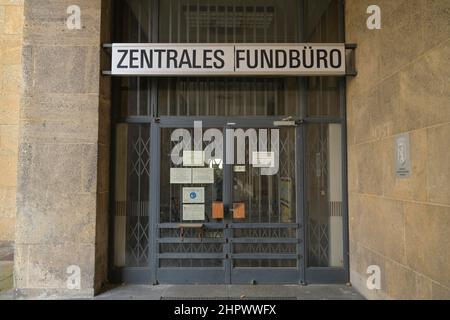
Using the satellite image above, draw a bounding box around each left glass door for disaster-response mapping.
[157,124,228,284]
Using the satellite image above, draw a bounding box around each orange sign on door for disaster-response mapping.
[233,203,246,219]
[212,202,224,219]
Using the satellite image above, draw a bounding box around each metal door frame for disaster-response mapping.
[152,117,304,284]
[108,0,350,285]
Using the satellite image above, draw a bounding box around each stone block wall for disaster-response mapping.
[0,0,23,243]
[14,0,111,297]
[346,0,450,299]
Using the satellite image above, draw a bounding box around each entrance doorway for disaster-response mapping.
[109,0,348,285]
[157,119,301,284]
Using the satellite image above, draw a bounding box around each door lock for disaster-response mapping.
[274,117,303,127]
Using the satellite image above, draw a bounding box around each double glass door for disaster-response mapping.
[157,118,303,284]
[111,0,347,285]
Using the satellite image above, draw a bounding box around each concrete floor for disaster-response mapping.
[95,284,365,300]
[0,284,365,300]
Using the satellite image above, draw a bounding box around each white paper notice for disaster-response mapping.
[192,168,214,184]
[170,168,192,184]
[183,151,205,167]
[252,152,275,168]
[183,187,205,204]
[183,204,205,221]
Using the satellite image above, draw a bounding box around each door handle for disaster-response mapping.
[274,120,296,127]
[273,117,303,127]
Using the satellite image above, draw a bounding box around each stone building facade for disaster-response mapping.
[0,0,24,291]
[346,0,450,299]
[0,0,448,299]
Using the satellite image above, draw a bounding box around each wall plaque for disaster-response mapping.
[395,133,411,178]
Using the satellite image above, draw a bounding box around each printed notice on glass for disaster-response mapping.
[183,204,205,221]
[252,152,275,168]
[192,168,214,184]
[170,168,192,184]
[183,187,205,204]
[183,151,205,167]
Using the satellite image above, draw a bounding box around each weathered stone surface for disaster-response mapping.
[0,95,20,125]
[0,124,18,155]
[350,140,385,196]
[13,0,110,297]
[384,259,433,300]
[382,130,428,202]
[346,88,379,145]
[0,0,23,243]
[0,153,17,187]
[421,0,450,49]
[348,241,388,300]
[0,187,16,218]
[0,218,15,241]
[432,282,450,300]
[0,261,13,291]
[17,143,88,197]
[20,93,99,122]
[427,124,450,205]
[404,203,450,287]
[23,0,101,46]
[349,194,406,265]
[32,46,100,95]
[0,64,21,94]
[0,241,14,261]
[14,243,95,292]
[347,0,450,300]
[379,0,425,80]
[0,39,22,64]
[3,4,22,35]
[15,192,96,245]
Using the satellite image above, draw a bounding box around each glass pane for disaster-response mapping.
[160,128,224,223]
[303,0,342,43]
[159,127,225,269]
[114,124,151,268]
[116,0,152,42]
[303,0,342,117]
[231,128,296,223]
[157,0,300,117]
[158,78,298,116]
[115,0,152,117]
[306,123,344,268]
[305,76,341,117]
[119,77,151,117]
[231,127,298,268]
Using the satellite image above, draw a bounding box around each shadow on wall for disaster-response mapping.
[0,242,14,291]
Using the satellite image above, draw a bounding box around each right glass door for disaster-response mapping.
[228,125,303,284]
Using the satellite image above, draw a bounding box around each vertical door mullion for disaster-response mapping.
[297,124,306,284]
[223,125,232,284]
[149,122,160,284]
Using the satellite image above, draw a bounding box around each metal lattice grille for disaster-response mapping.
[157,0,300,117]
[308,217,329,267]
[114,124,151,268]
[159,0,299,43]
[306,124,344,268]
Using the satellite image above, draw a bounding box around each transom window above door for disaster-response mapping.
[159,0,300,43]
